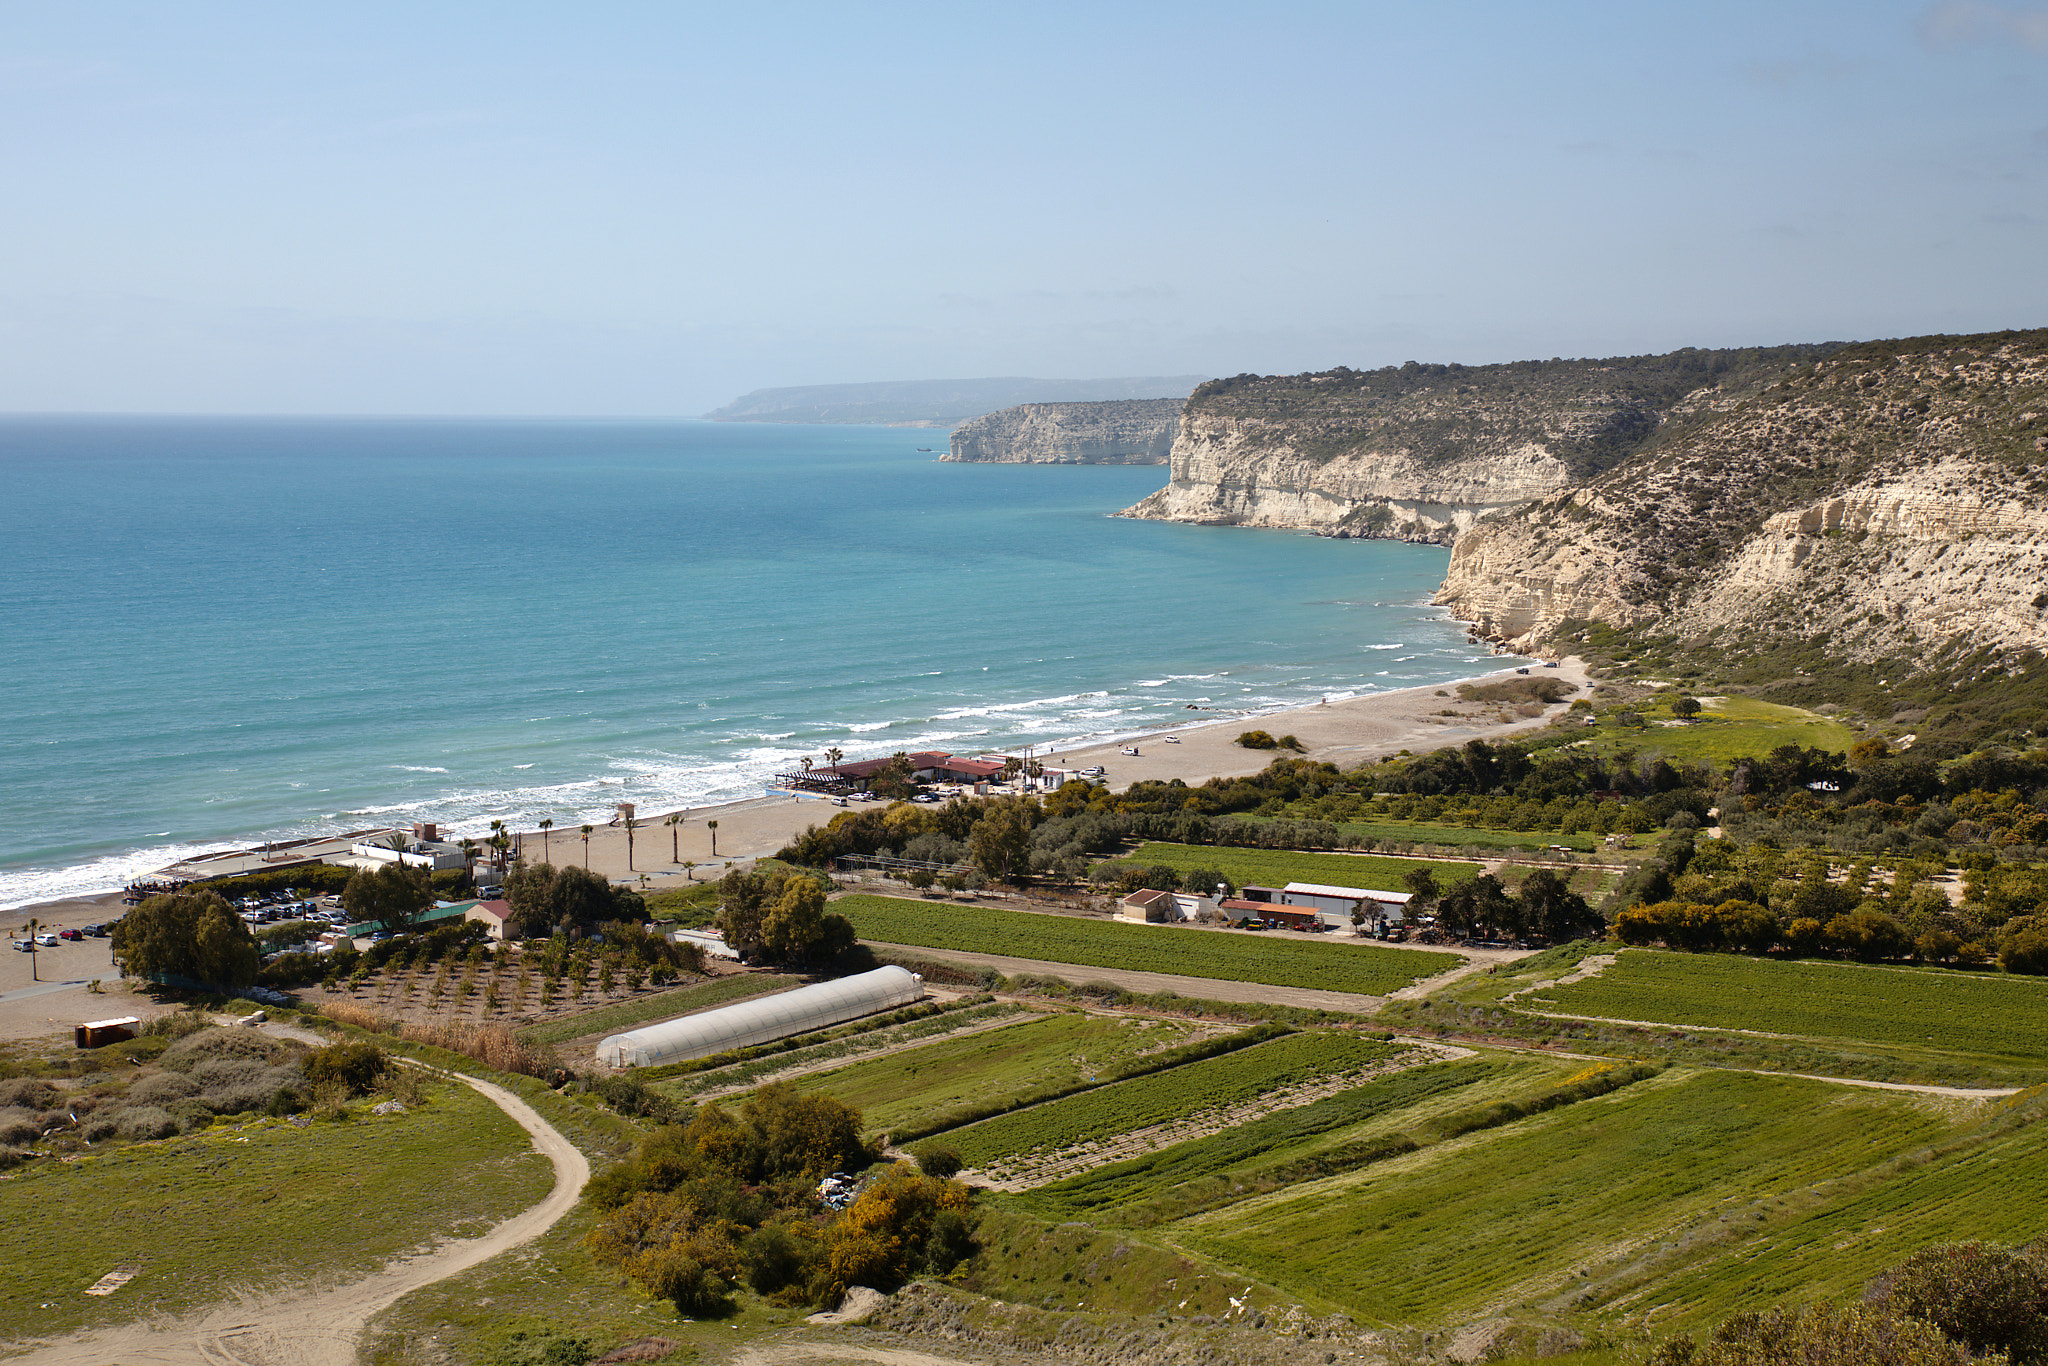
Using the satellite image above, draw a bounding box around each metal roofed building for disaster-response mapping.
[596,965,926,1069]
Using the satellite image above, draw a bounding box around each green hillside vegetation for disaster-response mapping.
[831,893,1456,996]
[1189,344,1837,477]
[1109,841,1480,894]
[1526,948,2048,1064]
[1541,695,1857,764]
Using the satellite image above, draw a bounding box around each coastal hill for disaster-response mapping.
[1120,345,1833,543]
[1433,329,2048,673]
[944,398,1181,464]
[704,375,1206,428]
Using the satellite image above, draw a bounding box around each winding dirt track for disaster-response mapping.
[1,1067,589,1366]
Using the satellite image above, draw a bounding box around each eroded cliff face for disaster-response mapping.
[1434,333,2048,662]
[1123,409,1576,543]
[1115,347,1826,543]
[945,399,1181,464]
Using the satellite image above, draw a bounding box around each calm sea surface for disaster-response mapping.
[0,417,1492,908]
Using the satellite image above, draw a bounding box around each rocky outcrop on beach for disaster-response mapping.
[1118,346,1830,543]
[945,399,1181,464]
[1432,330,2048,662]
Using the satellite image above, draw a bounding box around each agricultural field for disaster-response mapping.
[1168,1068,1961,1330]
[652,999,1030,1101]
[1118,842,1480,894]
[1527,949,2048,1065]
[1565,695,1855,765]
[1241,813,1599,853]
[938,1030,1401,1170]
[0,1078,552,1340]
[792,1011,1207,1138]
[831,894,1458,997]
[519,972,799,1046]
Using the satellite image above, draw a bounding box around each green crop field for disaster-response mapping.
[794,1012,1203,1137]
[1170,1069,1958,1329]
[1570,696,1855,765]
[1025,1054,1566,1223]
[939,1031,1399,1167]
[1528,949,2048,1064]
[832,894,1459,997]
[0,1079,552,1340]
[1119,842,1480,894]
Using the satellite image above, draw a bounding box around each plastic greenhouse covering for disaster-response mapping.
[597,965,926,1068]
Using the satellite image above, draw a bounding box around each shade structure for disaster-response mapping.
[597,965,926,1069]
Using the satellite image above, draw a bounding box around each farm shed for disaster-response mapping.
[75,1016,141,1048]
[596,965,925,1069]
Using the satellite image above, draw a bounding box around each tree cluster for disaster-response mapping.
[583,1082,973,1316]
[1652,1240,2048,1365]
[716,864,854,964]
[1407,868,1604,944]
[502,862,647,940]
[111,890,261,988]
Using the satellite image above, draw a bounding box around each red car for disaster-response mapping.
[58,928,83,941]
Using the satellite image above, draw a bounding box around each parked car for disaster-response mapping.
[9,939,31,953]
[58,928,82,941]
[34,932,60,947]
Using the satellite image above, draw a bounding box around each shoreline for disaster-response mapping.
[4,655,1589,925]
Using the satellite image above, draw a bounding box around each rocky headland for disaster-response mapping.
[945,399,1181,464]
[1433,330,2048,664]
[1119,347,1827,543]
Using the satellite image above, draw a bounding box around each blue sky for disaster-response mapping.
[1,0,2043,415]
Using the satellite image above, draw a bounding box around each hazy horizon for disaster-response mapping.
[3,1,2043,417]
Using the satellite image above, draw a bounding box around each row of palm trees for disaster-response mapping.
[795,747,846,773]
[459,808,721,881]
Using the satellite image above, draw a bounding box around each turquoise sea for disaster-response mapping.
[0,417,1493,909]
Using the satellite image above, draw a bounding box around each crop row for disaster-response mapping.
[1530,949,2048,1063]
[831,894,1455,997]
[936,1031,1398,1165]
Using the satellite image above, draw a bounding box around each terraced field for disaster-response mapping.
[939,1030,1401,1171]
[792,1011,1208,1137]
[832,894,1456,996]
[1170,1069,1962,1329]
[1527,949,2048,1064]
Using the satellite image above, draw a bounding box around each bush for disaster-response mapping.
[158,1027,286,1074]
[302,1042,387,1097]
[0,1078,56,1110]
[117,1105,179,1141]
[1873,1241,2048,1362]
[915,1145,964,1179]
[0,1106,42,1145]
[126,1072,200,1106]
[1651,1302,1980,1366]
[1236,730,1280,749]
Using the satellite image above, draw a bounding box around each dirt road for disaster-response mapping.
[2,1069,589,1366]
[864,941,1391,1014]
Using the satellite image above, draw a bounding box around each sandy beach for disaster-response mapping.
[498,655,1592,887]
[6,658,1590,916]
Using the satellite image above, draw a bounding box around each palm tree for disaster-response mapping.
[459,837,479,879]
[581,824,594,869]
[825,747,844,768]
[683,860,697,882]
[666,812,683,862]
[624,814,640,871]
[20,918,39,982]
[707,820,718,856]
[538,818,554,862]
[489,820,508,872]
[801,755,813,772]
